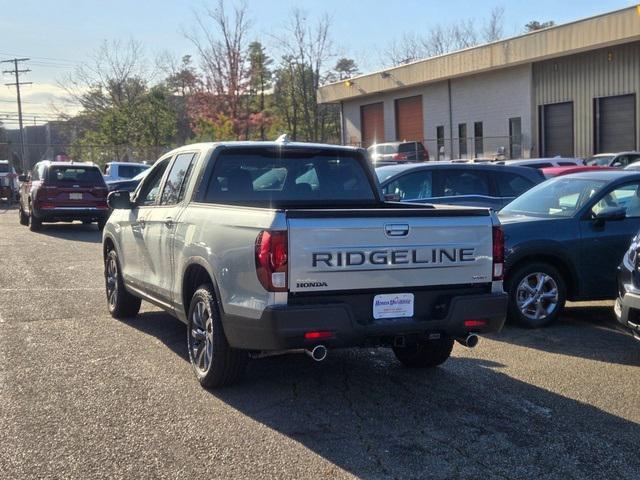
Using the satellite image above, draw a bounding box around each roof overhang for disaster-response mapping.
[318,6,640,104]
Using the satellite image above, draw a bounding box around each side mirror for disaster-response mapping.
[18,174,28,182]
[384,193,402,202]
[593,206,626,223]
[107,190,134,210]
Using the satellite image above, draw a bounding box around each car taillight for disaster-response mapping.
[492,225,504,281]
[255,230,288,292]
[41,185,58,199]
[392,153,408,161]
[90,187,108,198]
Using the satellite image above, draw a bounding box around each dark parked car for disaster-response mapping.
[499,170,640,327]
[18,161,109,231]
[367,141,429,165]
[615,232,640,340]
[377,163,544,210]
[106,168,150,192]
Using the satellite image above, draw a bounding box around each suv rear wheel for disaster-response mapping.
[506,262,566,328]
[187,285,247,388]
[105,249,141,318]
[393,336,454,368]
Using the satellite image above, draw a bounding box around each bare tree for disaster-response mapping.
[186,0,250,133]
[483,6,505,42]
[61,38,149,112]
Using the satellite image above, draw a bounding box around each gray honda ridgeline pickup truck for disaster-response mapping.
[103,140,507,387]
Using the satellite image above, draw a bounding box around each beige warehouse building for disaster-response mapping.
[318,6,640,160]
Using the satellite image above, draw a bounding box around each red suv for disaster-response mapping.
[18,161,109,231]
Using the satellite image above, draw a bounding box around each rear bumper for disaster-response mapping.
[222,292,507,350]
[33,206,108,222]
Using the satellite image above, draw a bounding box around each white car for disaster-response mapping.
[585,152,640,168]
[495,157,583,169]
[0,160,19,202]
[103,162,150,182]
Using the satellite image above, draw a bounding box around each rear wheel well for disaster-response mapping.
[182,264,213,316]
[506,255,577,299]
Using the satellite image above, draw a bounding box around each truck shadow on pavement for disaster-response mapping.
[490,306,640,366]
[126,310,640,479]
[30,223,102,243]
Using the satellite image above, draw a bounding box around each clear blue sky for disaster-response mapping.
[0,0,637,120]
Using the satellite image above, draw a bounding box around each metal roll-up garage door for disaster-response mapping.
[541,102,574,157]
[360,102,384,147]
[595,94,636,153]
[395,95,423,142]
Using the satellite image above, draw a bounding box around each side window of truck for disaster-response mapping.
[136,158,171,206]
[160,153,197,205]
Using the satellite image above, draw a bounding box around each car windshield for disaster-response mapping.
[585,155,614,166]
[48,166,104,185]
[0,163,9,173]
[132,169,150,181]
[501,177,606,218]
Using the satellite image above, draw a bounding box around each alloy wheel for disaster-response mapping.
[516,272,559,321]
[105,255,119,309]
[189,300,214,374]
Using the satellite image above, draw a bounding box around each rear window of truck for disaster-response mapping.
[47,166,105,185]
[203,150,377,206]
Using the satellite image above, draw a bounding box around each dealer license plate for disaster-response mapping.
[373,293,414,320]
[69,193,83,200]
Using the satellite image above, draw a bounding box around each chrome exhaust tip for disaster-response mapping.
[456,334,479,348]
[306,345,328,362]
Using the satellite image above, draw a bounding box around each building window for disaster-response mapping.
[509,117,522,159]
[474,122,483,157]
[436,126,445,161]
[458,123,467,158]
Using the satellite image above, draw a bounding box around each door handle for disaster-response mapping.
[385,223,410,237]
[164,217,174,228]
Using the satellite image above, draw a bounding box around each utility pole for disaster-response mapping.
[2,58,32,172]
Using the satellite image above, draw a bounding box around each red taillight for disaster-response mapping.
[492,225,504,281]
[41,185,58,199]
[392,153,408,161]
[464,319,487,328]
[255,230,288,292]
[304,331,334,340]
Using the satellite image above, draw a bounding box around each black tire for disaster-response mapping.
[506,262,566,328]
[29,214,42,232]
[105,249,141,319]
[393,337,454,368]
[187,285,247,388]
[18,203,29,225]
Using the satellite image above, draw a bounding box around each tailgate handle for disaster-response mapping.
[385,224,410,237]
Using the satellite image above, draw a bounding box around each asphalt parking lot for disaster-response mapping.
[0,205,638,480]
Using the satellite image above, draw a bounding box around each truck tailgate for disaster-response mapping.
[287,208,494,293]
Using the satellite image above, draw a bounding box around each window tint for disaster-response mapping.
[0,164,9,173]
[441,170,489,197]
[47,166,104,185]
[399,142,420,153]
[119,165,148,179]
[160,153,196,205]
[494,172,535,197]
[592,183,640,218]
[136,158,171,206]
[203,150,375,206]
[558,162,577,167]
[383,171,433,200]
[524,163,552,169]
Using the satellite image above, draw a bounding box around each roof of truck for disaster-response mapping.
[166,141,362,156]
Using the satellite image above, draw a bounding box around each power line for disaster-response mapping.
[1,58,32,171]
